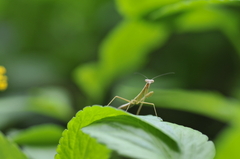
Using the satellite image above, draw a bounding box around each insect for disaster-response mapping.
[107,72,174,116]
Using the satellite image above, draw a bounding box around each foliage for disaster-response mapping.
[1,0,240,158]
[0,132,27,159]
[56,106,215,159]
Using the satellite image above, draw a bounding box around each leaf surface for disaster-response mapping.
[83,113,215,159]
[55,106,178,159]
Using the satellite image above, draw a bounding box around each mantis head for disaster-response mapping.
[145,79,154,84]
[135,72,175,84]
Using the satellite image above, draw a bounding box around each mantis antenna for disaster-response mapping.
[152,72,175,79]
[135,72,175,80]
[134,72,148,79]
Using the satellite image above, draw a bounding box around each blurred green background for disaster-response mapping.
[1,0,240,158]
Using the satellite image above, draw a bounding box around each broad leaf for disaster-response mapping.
[55,106,214,159]
[82,113,215,159]
[55,106,127,159]
[55,106,178,159]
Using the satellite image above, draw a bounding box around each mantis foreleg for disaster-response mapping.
[107,96,131,106]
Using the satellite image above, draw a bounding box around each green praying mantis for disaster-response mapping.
[107,72,174,116]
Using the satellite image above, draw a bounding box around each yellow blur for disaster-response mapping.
[0,66,8,91]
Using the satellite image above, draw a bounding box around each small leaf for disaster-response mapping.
[0,96,30,129]
[22,146,57,159]
[28,87,74,121]
[10,124,64,146]
[0,132,27,159]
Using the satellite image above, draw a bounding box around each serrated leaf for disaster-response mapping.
[82,116,179,159]
[164,122,215,159]
[55,106,129,159]
[0,132,27,159]
[56,106,214,159]
[55,106,178,159]
[82,114,215,159]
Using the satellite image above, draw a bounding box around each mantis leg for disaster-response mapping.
[137,91,155,115]
[140,102,158,116]
[139,91,154,103]
[107,96,131,106]
[118,103,132,111]
[145,91,154,97]
[136,102,144,115]
[140,91,154,102]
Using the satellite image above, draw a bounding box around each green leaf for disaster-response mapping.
[0,132,27,159]
[152,89,240,122]
[55,106,214,159]
[0,87,73,129]
[215,126,240,159]
[73,0,240,104]
[55,106,178,159]
[82,114,215,159]
[84,123,174,159]
[55,106,125,159]
[28,87,74,121]
[0,96,30,129]
[116,0,240,19]
[163,122,215,159]
[22,146,57,159]
[116,0,179,18]
[74,21,169,102]
[9,124,64,146]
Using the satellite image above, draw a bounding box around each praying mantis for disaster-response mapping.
[107,72,174,116]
